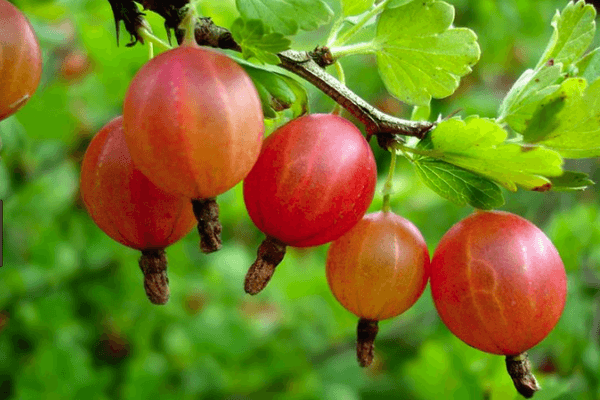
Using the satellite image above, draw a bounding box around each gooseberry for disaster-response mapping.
[326,211,430,367]
[243,114,377,294]
[0,0,42,121]
[123,42,264,252]
[429,210,567,397]
[80,116,196,304]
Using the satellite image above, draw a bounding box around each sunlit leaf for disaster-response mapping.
[373,0,480,106]
[235,0,333,35]
[428,117,563,191]
[536,0,596,70]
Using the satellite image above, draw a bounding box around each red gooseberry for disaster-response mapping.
[0,0,42,121]
[326,211,430,367]
[429,210,567,397]
[122,42,264,252]
[80,116,196,304]
[243,113,377,295]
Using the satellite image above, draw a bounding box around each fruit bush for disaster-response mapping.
[2,0,600,399]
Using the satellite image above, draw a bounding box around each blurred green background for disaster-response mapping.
[2,0,600,399]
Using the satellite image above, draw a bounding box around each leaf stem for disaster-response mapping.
[326,15,347,47]
[335,0,391,46]
[330,42,375,60]
[382,148,397,212]
[138,27,172,51]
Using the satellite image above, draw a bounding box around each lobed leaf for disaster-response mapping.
[374,0,480,106]
[230,18,291,65]
[427,117,563,191]
[536,0,596,71]
[413,158,504,210]
[235,0,333,36]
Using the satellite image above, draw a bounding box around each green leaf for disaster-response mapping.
[521,96,566,143]
[413,159,504,210]
[536,0,596,70]
[497,65,563,133]
[341,0,373,16]
[411,104,431,121]
[533,78,600,158]
[386,0,414,8]
[235,0,333,36]
[373,0,480,106]
[428,116,563,191]
[230,18,291,65]
[549,171,594,191]
[236,58,309,119]
[576,47,600,85]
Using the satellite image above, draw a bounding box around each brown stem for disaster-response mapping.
[244,236,287,295]
[139,249,169,305]
[357,318,379,367]
[107,1,435,143]
[505,353,541,398]
[192,198,222,254]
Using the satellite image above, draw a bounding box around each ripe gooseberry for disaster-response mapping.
[0,0,42,121]
[429,210,567,398]
[123,41,264,253]
[326,211,430,367]
[243,114,377,295]
[80,116,196,304]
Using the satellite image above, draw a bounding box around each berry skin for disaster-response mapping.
[122,43,264,200]
[430,210,566,356]
[243,114,377,295]
[243,114,377,248]
[326,211,430,366]
[0,0,42,121]
[80,116,196,304]
[326,211,430,321]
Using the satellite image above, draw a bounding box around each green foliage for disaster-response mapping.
[374,0,480,106]
[230,18,291,65]
[341,0,373,16]
[235,0,333,35]
[236,57,309,120]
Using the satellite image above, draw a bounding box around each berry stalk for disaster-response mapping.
[192,198,222,253]
[506,353,540,398]
[139,249,170,305]
[357,318,379,367]
[244,237,287,295]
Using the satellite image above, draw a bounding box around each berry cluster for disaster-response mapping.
[2,3,568,397]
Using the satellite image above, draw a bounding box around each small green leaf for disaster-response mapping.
[236,58,309,120]
[413,159,504,210]
[341,0,373,16]
[235,0,333,36]
[533,78,600,158]
[497,65,563,133]
[373,0,480,106]
[549,171,594,191]
[576,47,600,83]
[428,116,563,191]
[230,18,290,65]
[536,0,596,70]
